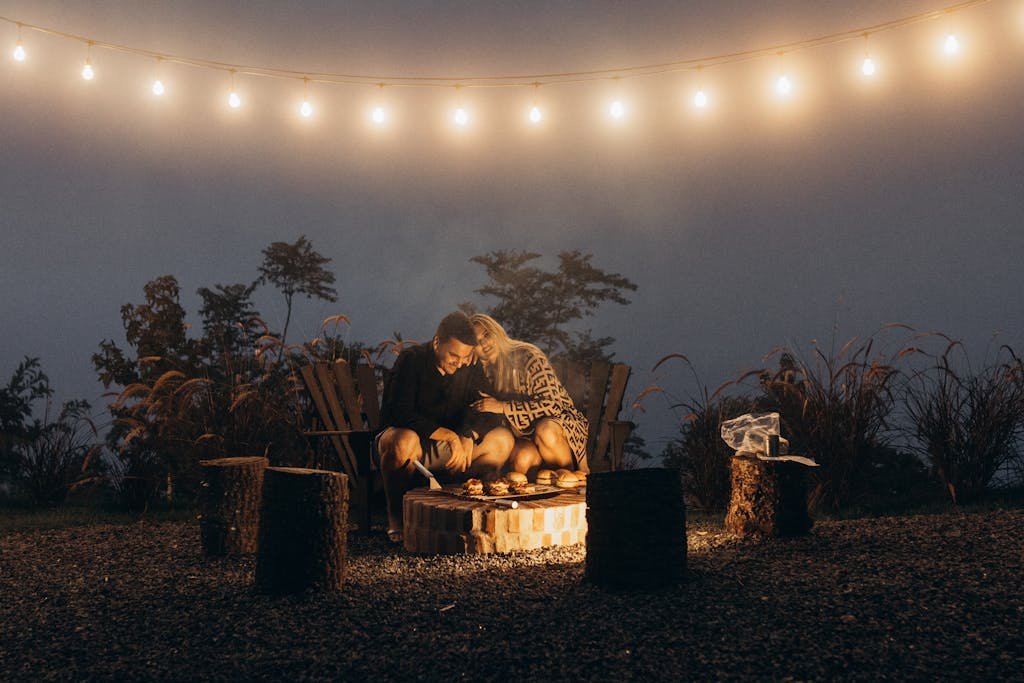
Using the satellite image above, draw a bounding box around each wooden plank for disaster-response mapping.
[299,364,348,474]
[331,359,365,432]
[313,363,359,479]
[356,363,382,432]
[554,359,587,413]
[593,364,631,470]
[584,361,611,453]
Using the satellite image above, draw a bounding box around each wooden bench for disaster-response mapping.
[299,357,633,533]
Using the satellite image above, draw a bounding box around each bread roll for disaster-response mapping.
[555,470,579,488]
[535,469,556,486]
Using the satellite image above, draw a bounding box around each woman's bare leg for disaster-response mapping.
[510,438,542,477]
[533,418,574,470]
[468,427,514,479]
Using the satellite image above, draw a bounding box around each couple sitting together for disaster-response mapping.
[377,311,588,542]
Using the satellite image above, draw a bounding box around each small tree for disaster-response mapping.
[470,249,636,360]
[258,236,338,348]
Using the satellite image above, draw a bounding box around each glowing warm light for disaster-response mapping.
[693,89,708,108]
[944,33,961,55]
[529,105,542,123]
[861,56,876,76]
[228,91,241,109]
[454,106,469,126]
[152,79,165,96]
[13,41,25,62]
[81,60,94,81]
[609,100,625,119]
[775,74,792,97]
[371,106,387,125]
[300,99,313,118]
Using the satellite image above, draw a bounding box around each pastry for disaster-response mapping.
[510,480,536,495]
[485,478,510,496]
[462,478,484,496]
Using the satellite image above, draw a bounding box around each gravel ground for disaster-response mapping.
[1,508,1022,682]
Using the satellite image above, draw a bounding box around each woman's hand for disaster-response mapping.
[472,391,505,414]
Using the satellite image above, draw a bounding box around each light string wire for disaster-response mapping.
[0,0,993,90]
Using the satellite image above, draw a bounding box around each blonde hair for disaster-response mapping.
[469,313,542,394]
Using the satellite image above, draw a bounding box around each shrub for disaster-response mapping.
[15,399,103,505]
[903,341,1024,505]
[755,331,907,514]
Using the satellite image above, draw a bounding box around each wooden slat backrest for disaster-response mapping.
[331,360,365,433]
[583,360,611,454]
[300,364,357,479]
[593,364,631,470]
[355,363,381,432]
[312,363,360,477]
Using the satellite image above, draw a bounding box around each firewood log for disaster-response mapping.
[724,455,812,537]
[255,467,349,594]
[198,456,268,557]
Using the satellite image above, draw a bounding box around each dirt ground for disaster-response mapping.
[1,508,1022,681]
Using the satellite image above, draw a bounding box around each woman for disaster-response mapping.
[469,313,589,474]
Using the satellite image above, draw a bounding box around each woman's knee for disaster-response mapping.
[534,419,565,449]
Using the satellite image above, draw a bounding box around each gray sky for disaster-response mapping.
[2,0,1023,453]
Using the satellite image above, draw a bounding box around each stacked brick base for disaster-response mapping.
[403,487,587,554]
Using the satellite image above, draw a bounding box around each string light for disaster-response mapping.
[861,34,877,76]
[453,85,469,127]
[944,11,961,55]
[12,22,24,62]
[693,66,708,108]
[528,82,542,123]
[299,77,313,118]
[227,70,241,108]
[371,84,388,125]
[81,42,94,81]
[152,58,165,96]
[774,53,792,97]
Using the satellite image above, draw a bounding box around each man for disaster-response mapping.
[377,311,513,542]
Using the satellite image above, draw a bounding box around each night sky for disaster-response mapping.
[3,0,1023,452]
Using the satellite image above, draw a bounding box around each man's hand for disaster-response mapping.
[472,392,505,414]
[431,427,471,473]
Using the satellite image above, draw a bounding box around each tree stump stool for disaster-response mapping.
[255,467,349,594]
[198,456,268,557]
[402,487,587,554]
[724,454,813,537]
[585,468,687,590]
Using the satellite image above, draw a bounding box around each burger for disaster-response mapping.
[535,469,557,486]
[462,478,484,496]
[485,478,510,496]
[555,469,580,488]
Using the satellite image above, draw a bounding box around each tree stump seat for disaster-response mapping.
[402,487,587,554]
[198,456,268,558]
[255,467,349,594]
[724,454,813,538]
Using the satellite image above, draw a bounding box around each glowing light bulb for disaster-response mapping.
[693,89,708,108]
[371,106,387,125]
[609,100,625,119]
[944,33,960,55]
[81,60,94,81]
[529,105,542,123]
[300,99,313,118]
[228,91,241,109]
[775,74,792,97]
[152,79,165,96]
[13,41,25,62]
[454,106,469,126]
[861,57,876,77]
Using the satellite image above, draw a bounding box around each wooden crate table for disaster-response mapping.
[402,486,587,555]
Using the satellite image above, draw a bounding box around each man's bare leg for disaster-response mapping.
[467,427,515,479]
[377,427,421,539]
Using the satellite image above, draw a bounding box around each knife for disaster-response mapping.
[412,459,442,490]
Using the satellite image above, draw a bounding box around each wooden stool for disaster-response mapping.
[255,467,349,594]
[725,454,813,538]
[198,456,268,557]
[585,468,687,590]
